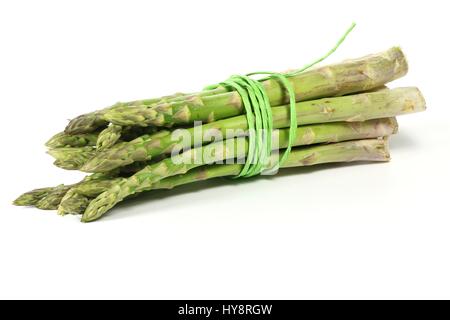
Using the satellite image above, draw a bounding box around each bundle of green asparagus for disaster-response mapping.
[13,47,426,222]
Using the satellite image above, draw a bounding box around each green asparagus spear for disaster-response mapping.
[46,124,160,159]
[104,47,408,128]
[13,184,73,210]
[96,124,122,151]
[95,124,162,150]
[81,116,397,221]
[64,91,218,134]
[58,167,147,214]
[48,147,96,170]
[46,132,99,148]
[57,189,91,215]
[16,161,154,214]
[13,172,117,209]
[58,118,396,215]
[65,47,406,134]
[82,87,424,173]
[35,184,73,210]
[82,138,390,222]
[146,138,390,189]
[13,187,56,207]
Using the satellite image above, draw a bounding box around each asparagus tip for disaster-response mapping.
[13,187,55,207]
[12,198,30,207]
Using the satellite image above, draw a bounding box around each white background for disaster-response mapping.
[1,0,449,299]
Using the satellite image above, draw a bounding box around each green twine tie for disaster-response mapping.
[209,23,356,178]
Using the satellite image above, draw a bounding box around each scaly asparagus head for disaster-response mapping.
[58,189,91,215]
[14,171,120,211]
[13,187,56,207]
[48,147,96,170]
[96,124,122,151]
[64,93,189,134]
[35,185,72,210]
[45,132,99,148]
[13,184,72,210]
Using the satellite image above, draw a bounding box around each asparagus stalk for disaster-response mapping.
[13,187,56,207]
[104,47,408,128]
[64,100,163,135]
[95,124,162,150]
[82,138,390,222]
[64,91,220,134]
[46,125,161,159]
[58,119,397,214]
[35,185,73,210]
[148,138,390,188]
[14,184,74,210]
[81,117,397,221]
[82,87,424,173]
[96,124,122,151]
[48,147,96,170]
[50,86,397,171]
[46,132,99,148]
[65,47,406,133]
[60,118,397,213]
[13,172,117,208]
[58,189,91,215]
[58,177,130,215]
[17,159,160,214]
[61,135,392,216]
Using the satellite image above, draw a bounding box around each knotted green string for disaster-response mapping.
[209,23,356,178]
